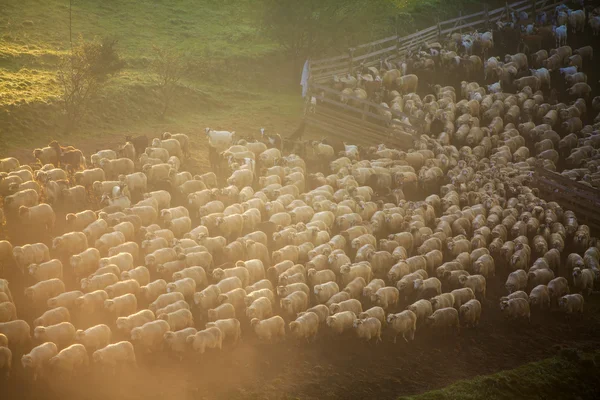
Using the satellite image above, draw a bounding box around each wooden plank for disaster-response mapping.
[488,5,506,16]
[440,10,486,26]
[310,110,411,149]
[305,118,374,147]
[311,58,353,72]
[311,67,349,81]
[313,94,392,124]
[441,18,487,35]
[318,107,413,146]
[400,26,438,42]
[355,34,399,50]
[538,0,568,12]
[311,53,350,66]
[535,167,600,199]
[352,44,398,63]
[311,83,414,125]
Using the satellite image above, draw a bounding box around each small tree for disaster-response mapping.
[151,46,189,118]
[57,36,124,130]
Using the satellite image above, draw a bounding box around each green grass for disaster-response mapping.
[0,0,508,154]
[0,0,302,153]
[399,352,600,400]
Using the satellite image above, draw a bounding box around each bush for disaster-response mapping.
[57,36,124,130]
[151,46,190,118]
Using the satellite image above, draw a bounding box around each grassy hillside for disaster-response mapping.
[399,351,600,400]
[0,0,303,153]
[0,0,494,155]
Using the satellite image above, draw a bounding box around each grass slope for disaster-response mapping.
[0,0,507,154]
[399,352,600,400]
[0,0,302,153]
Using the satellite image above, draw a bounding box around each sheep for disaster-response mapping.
[47,291,83,311]
[425,307,460,335]
[329,298,362,316]
[158,309,194,332]
[80,273,119,293]
[28,259,63,282]
[0,345,11,376]
[246,297,273,320]
[387,310,417,343]
[166,277,196,299]
[407,299,433,325]
[98,158,135,180]
[553,24,567,47]
[567,82,592,98]
[47,343,89,375]
[104,279,140,299]
[25,278,65,305]
[353,317,382,342]
[75,290,109,315]
[413,277,442,300]
[32,147,59,166]
[31,307,70,329]
[69,248,101,280]
[500,298,530,322]
[250,315,285,343]
[12,243,50,273]
[74,324,112,352]
[104,293,137,318]
[325,310,357,335]
[155,300,190,317]
[459,299,481,328]
[33,321,76,349]
[21,342,58,380]
[458,274,486,299]
[0,320,31,347]
[73,168,106,187]
[115,309,155,337]
[373,286,400,309]
[280,291,309,318]
[451,287,475,309]
[505,270,527,293]
[548,277,570,306]
[430,293,455,311]
[205,318,241,345]
[558,294,584,314]
[0,302,17,323]
[100,252,134,273]
[92,341,137,368]
[130,320,170,353]
[572,267,594,295]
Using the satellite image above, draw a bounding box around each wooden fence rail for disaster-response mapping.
[309,0,569,82]
[533,167,600,233]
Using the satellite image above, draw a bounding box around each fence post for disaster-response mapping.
[348,47,355,75]
[484,3,489,28]
[459,11,463,34]
[506,2,510,21]
[532,0,537,20]
[437,17,442,41]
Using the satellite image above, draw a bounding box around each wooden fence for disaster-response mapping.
[309,0,569,83]
[305,83,416,150]
[533,167,600,233]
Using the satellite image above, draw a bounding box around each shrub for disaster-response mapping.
[57,36,124,130]
[150,45,189,118]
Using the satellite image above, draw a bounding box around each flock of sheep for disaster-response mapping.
[0,1,599,385]
[327,4,600,189]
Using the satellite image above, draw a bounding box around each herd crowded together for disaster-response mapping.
[322,4,600,188]
[0,1,600,383]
